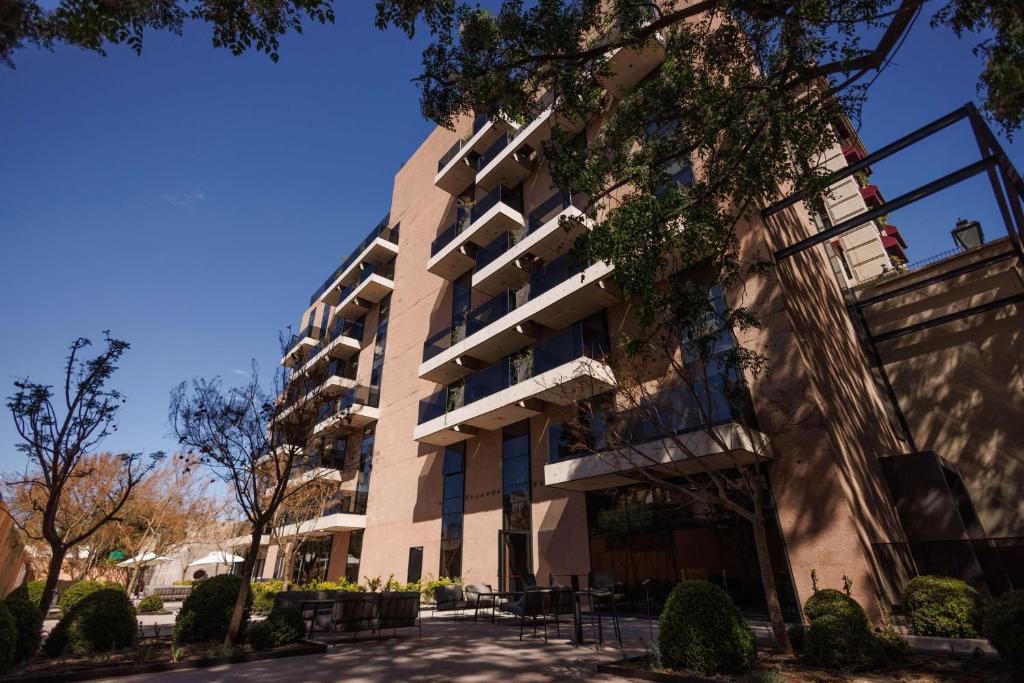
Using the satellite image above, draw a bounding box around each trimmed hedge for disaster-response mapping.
[984,590,1024,668]
[0,602,16,673]
[25,581,46,610]
[904,575,983,638]
[58,580,106,615]
[251,580,285,616]
[804,612,883,672]
[804,589,868,627]
[246,606,304,650]
[44,588,137,656]
[175,574,251,644]
[138,594,164,613]
[3,587,41,663]
[658,580,756,675]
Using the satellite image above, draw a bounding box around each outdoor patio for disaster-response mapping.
[94,612,673,682]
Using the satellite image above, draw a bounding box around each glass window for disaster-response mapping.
[439,443,465,578]
[292,536,333,585]
[407,547,423,583]
[345,530,364,582]
[502,422,532,534]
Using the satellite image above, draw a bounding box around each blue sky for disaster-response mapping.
[1,9,1021,473]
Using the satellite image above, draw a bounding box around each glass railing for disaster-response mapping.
[438,138,468,173]
[417,320,608,425]
[336,261,396,302]
[466,292,512,336]
[325,358,357,382]
[475,191,581,271]
[317,385,380,425]
[283,323,318,357]
[477,131,515,170]
[470,185,523,223]
[422,314,468,362]
[308,216,397,304]
[472,112,489,134]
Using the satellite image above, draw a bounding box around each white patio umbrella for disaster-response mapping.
[187,552,244,566]
[116,551,170,568]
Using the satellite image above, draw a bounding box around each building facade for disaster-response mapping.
[258,46,1020,622]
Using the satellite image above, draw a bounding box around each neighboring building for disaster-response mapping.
[260,43,1020,622]
[858,233,1024,594]
[0,500,30,597]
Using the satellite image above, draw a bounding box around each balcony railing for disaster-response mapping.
[308,216,397,305]
[279,490,368,526]
[475,190,582,271]
[477,131,516,171]
[283,322,318,357]
[429,185,523,257]
[337,260,396,302]
[417,320,608,425]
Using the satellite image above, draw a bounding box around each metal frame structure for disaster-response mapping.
[762,102,1024,452]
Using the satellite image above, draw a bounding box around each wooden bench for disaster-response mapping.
[150,586,192,601]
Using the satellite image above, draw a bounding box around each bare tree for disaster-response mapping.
[554,283,804,652]
[3,333,156,642]
[169,348,344,646]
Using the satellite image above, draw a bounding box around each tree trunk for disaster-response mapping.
[752,506,793,654]
[37,547,67,649]
[224,530,263,647]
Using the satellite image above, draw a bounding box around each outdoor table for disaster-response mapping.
[474,590,514,623]
[299,599,334,639]
[571,588,622,650]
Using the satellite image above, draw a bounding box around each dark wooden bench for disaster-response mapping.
[150,586,192,601]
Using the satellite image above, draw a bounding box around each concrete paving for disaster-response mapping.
[95,614,663,682]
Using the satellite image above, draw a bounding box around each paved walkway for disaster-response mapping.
[98,614,664,682]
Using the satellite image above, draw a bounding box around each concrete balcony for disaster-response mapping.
[289,317,365,376]
[333,261,395,320]
[473,191,591,296]
[272,491,368,538]
[435,114,520,196]
[415,323,614,446]
[602,32,665,97]
[428,185,525,280]
[420,254,617,384]
[309,220,399,307]
[475,119,546,192]
[313,385,380,435]
[281,325,320,368]
[543,422,769,491]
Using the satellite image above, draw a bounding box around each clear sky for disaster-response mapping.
[1,9,1021,473]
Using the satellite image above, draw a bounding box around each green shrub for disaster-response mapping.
[138,595,164,613]
[786,623,804,654]
[419,575,461,603]
[251,580,285,616]
[45,588,137,656]
[984,590,1024,668]
[24,581,46,610]
[658,580,756,675]
[903,575,983,638]
[247,606,304,650]
[0,602,17,673]
[3,587,41,663]
[175,574,250,644]
[874,629,909,664]
[301,578,364,592]
[58,580,106,615]
[804,588,868,627]
[803,612,883,672]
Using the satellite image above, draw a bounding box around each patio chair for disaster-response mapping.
[377,591,421,639]
[434,585,469,619]
[463,584,495,620]
[548,586,575,638]
[332,592,380,641]
[503,589,552,642]
[586,573,622,647]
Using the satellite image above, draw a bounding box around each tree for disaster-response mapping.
[375,0,1023,651]
[0,0,335,67]
[3,334,156,643]
[169,351,343,646]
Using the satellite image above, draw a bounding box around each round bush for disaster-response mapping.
[58,580,106,615]
[247,606,304,650]
[0,602,17,673]
[24,581,46,610]
[804,589,868,627]
[984,590,1024,668]
[175,574,251,644]
[803,611,882,672]
[44,588,137,656]
[3,588,41,663]
[658,580,756,675]
[138,595,164,613]
[904,575,982,638]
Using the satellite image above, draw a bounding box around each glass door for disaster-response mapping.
[498,530,530,592]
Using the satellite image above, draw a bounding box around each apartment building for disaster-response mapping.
[258,44,1020,620]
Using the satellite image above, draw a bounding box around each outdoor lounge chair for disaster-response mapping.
[377,591,421,639]
[434,585,469,618]
[463,584,495,619]
[332,592,379,640]
[503,589,552,642]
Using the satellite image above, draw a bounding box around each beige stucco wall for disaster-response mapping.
[861,239,1024,538]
